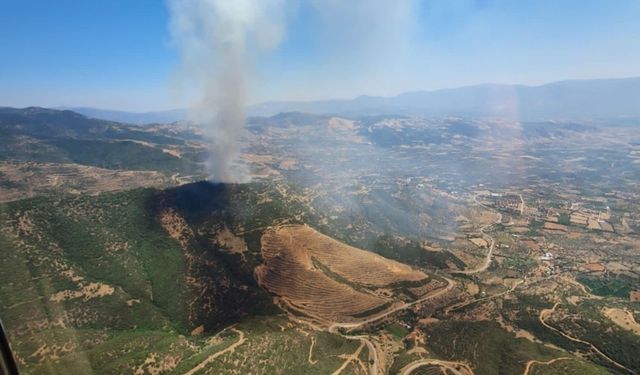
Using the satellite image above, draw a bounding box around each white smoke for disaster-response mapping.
[167,0,420,182]
[168,0,286,182]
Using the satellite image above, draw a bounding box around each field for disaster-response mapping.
[271,225,428,287]
[256,225,441,325]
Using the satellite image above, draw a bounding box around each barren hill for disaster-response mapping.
[256,224,439,325]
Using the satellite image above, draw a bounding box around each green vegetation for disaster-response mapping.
[49,138,188,172]
[0,182,307,373]
[554,301,640,372]
[503,255,537,272]
[529,359,611,375]
[181,316,361,375]
[578,276,637,298]
[558,213,571,225]
[504,293,640,373]
[385,322,410,340]
[526,220,545,236]
[388,351,424,374]
[26,330,196,375]
[0,179,374,374]
[503,294,589,352]
[423,320,567,375]
[370,235,466,270]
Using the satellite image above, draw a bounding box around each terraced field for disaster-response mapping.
[279,225,428,287]
[255,225,435,324]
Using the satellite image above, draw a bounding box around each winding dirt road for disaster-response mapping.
[398,359,474,375]
[307,336,318,365]
[328,276,455,334]
[335,335,378,375]
[445,278,524,315]
[326,277,455,375]
[522,357,571,375]
[539,303,633,374]
[182,327,246,375]
[331,340,366,375]
[452,194,502,275]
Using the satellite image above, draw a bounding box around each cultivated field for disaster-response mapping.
[276,225,428,287]
[255,225,433,324]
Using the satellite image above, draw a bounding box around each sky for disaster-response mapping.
[1,0,639,111]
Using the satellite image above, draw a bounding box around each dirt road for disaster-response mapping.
[398,359,474,375]
[307,336,318,365]
[452,194,502,275]
[327,277,455,375]
[329,276,455,333]
[522,357,571,375]
[539,303,633,373]
[331,340,366,375]
[335,335,378,375]
[183,327,246,375]
[445,278,523,315]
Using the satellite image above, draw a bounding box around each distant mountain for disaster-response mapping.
[0,107,195,172]
[0,106,176,141]
[60,77,640,122]
[62,107,187,125]
[0,106,120,138]
[248,77,640,120]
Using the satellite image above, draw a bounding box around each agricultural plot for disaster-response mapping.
[255,225,439,324]
[256,227,389,323]
[275,225,428,287]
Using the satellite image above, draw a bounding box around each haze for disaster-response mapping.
[1,0,640,111]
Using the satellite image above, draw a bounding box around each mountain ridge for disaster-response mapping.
[16,76,640,123]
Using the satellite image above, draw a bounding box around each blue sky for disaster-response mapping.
[1,0,639,111]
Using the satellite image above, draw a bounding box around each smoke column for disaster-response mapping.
[168,0,285,182]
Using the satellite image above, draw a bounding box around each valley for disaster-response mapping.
[1,107,639,374]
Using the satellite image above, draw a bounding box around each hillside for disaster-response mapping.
[62,107,187,125]
[0,180,454,373]
[256,225,443,325]
[0,107,205,186]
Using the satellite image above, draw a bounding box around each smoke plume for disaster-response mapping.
[168,0,285,182]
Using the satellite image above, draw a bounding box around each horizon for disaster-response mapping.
[12,75,639,114]
[1,1,640,112]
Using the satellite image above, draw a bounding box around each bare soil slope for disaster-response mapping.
[255,224,432,324]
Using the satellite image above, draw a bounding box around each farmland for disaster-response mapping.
[256,225,443,325]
